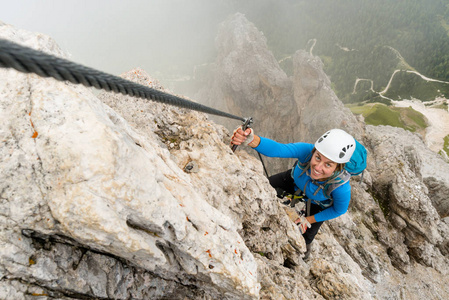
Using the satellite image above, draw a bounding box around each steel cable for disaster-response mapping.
[0,38,245,122]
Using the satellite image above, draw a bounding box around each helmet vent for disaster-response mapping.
[317,132,331,144]
[339,144,354,158]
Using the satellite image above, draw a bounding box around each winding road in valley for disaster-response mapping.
[352,46,449,155]
[353,46,449,99]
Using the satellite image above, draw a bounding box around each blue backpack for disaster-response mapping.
[297,139,368,202]
[343,139,368,177]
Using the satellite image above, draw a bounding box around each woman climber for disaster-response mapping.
[231,128,358,260]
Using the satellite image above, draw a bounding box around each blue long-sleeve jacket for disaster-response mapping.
[255,136,351,222]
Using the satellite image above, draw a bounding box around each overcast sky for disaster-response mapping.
[0,0,235,83]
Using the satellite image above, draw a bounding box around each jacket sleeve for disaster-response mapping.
[255,136,314,159]
[313,182,351,222]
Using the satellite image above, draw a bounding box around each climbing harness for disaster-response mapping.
[0,38,247,123]
[278,190,305,208]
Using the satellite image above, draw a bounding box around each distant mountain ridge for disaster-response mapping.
[225,0,449,103]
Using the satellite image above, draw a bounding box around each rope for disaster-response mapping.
[257,152,270,178]
[0,38,245,122]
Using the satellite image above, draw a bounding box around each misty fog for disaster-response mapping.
[2,0,449,103]
[0,0,237,91]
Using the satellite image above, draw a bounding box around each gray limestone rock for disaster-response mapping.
[2,15,449,300]
[196,13,363,175]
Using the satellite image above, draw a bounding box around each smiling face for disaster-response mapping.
[309,150,338,180]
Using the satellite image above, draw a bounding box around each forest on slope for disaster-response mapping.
[227,0,449,103]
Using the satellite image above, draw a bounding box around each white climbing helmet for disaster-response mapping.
[314,129,356,164]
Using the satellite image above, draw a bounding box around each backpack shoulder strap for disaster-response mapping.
[292,151,313,177]
[323,170,351,199]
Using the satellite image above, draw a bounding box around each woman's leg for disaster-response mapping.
[269,171,325,258]
[302,203,324,244]
[268,169,296,197]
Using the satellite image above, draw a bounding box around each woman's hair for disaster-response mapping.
[335,163,345,173]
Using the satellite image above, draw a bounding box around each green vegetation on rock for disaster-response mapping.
[442,135,449,157]
[347,103,428,132]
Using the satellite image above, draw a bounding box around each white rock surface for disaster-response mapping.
[393,99,449,154]
[1,23,261,299]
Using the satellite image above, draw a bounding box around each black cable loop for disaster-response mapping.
[0,38,245,122]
